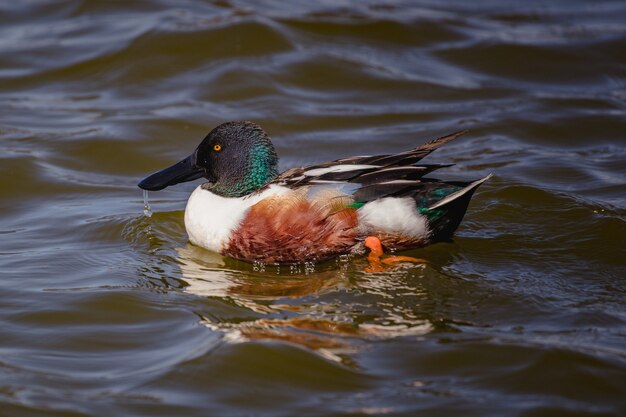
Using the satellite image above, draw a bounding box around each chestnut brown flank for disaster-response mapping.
[225,193,358,263]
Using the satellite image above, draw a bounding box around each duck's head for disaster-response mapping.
[138,121,279,197]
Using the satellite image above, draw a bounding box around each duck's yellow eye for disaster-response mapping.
[213,144,222,152]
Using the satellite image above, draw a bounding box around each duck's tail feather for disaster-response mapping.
[422,174,492,241]
[428,174,492,210]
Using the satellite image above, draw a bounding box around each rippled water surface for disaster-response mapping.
[1,1,625,416]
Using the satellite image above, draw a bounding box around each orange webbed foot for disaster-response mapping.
[364,236,426,272]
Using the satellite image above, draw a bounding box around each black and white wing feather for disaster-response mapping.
[274,130,465,189]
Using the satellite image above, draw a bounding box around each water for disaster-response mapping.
[143,190,152,217]
[1,1,625,416]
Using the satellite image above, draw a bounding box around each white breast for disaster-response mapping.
[184,184,289,253]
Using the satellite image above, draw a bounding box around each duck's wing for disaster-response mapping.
[274,130,466,187]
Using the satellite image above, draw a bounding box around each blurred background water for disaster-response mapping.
[1,1,625,416]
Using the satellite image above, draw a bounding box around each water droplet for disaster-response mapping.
[304,261,316,274]
[253,260,266,272]
[143,190,152,217]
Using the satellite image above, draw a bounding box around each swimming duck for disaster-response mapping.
[138,121,490,264]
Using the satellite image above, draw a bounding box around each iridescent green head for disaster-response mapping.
[138,121,279,197]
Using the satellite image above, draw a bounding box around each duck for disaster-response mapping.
[138,121,490,265]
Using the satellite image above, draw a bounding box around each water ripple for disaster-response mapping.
[1,1,625,415]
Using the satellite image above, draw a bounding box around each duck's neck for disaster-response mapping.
[209,145,279,198]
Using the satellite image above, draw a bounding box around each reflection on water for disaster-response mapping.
[175,243,433,365]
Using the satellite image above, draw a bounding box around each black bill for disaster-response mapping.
[138,153,205,191]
